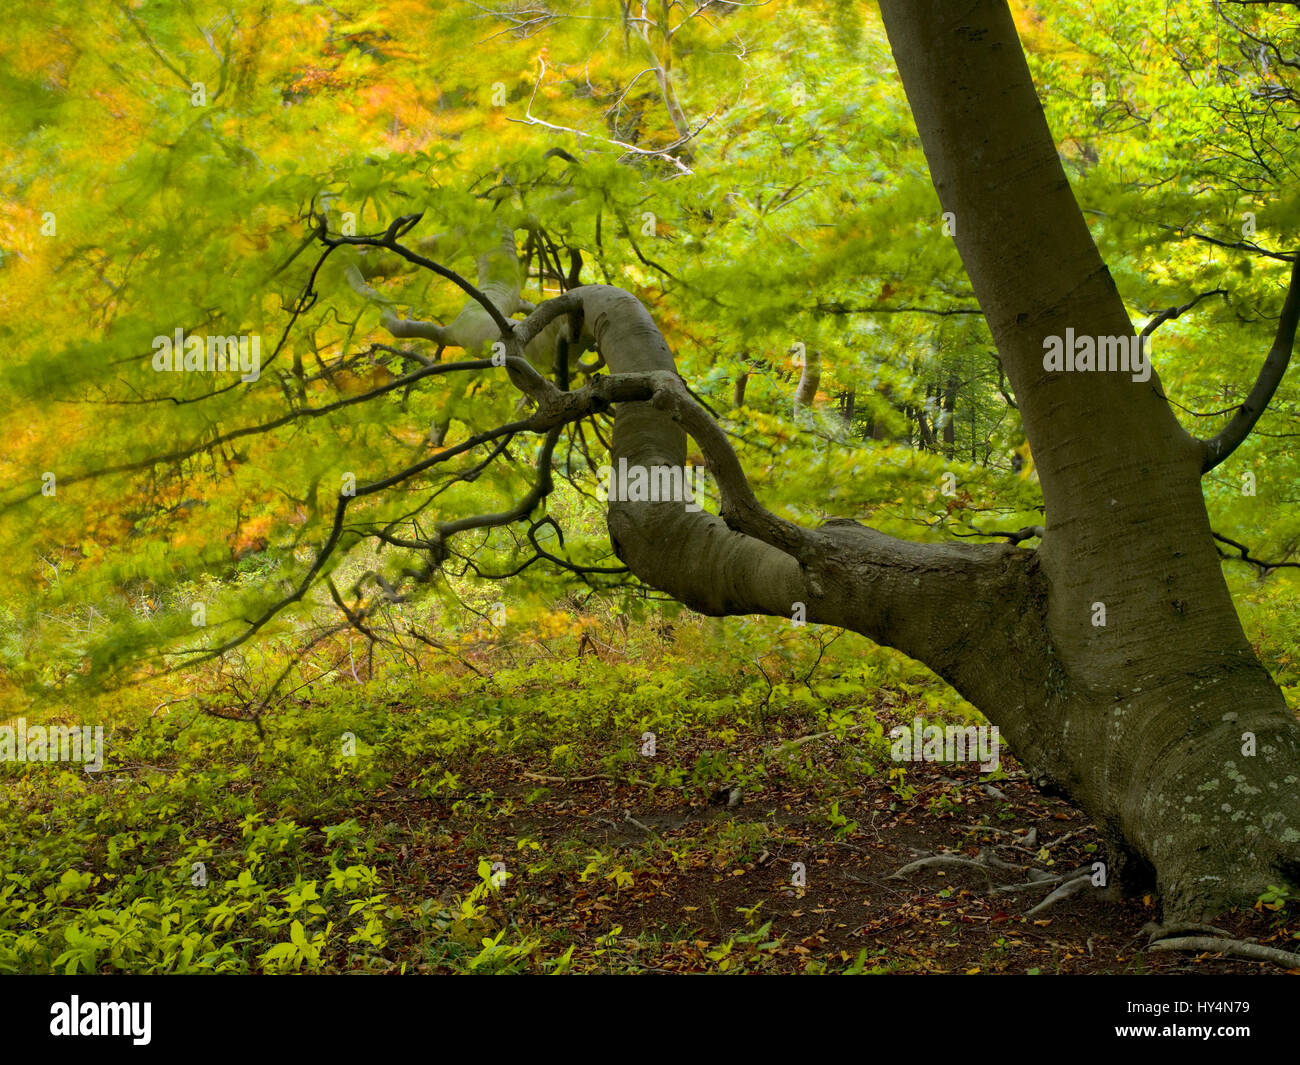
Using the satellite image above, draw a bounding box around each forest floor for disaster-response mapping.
[5,622,1298,975]
[364,704,1299,975]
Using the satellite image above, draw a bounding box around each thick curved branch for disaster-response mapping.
[552,284,1045,699]
[177,223,1045,712]
[345,264,449,343]
[325,216,521,353]
[1202,257,1300,472]
[339,222,591,403]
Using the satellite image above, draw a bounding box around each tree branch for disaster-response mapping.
[1213,532,1300,573]
[1139,288,1229,338]
[1202,257,1300,471]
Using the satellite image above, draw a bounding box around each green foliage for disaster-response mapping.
[0,610,960,973]
[1,0,1294,704]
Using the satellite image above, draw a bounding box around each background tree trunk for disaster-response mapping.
[942,375,957,458]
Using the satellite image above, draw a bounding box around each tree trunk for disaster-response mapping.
[942,375,957,458]
[914,401,937,451]
[874,0,1300,919]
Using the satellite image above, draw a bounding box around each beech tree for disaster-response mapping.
[3,0,1298,925]
[313,1,1300,920]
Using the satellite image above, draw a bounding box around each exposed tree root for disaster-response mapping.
[767,725,871,757]
[1025,873,1093,916]
[622,811,658,836]
[888,853,998,884]
[522,771,613,783]
[1142,921,1232,941]
[1147,936,1300,970]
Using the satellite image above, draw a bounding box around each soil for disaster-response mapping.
[354,714,1300,974]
